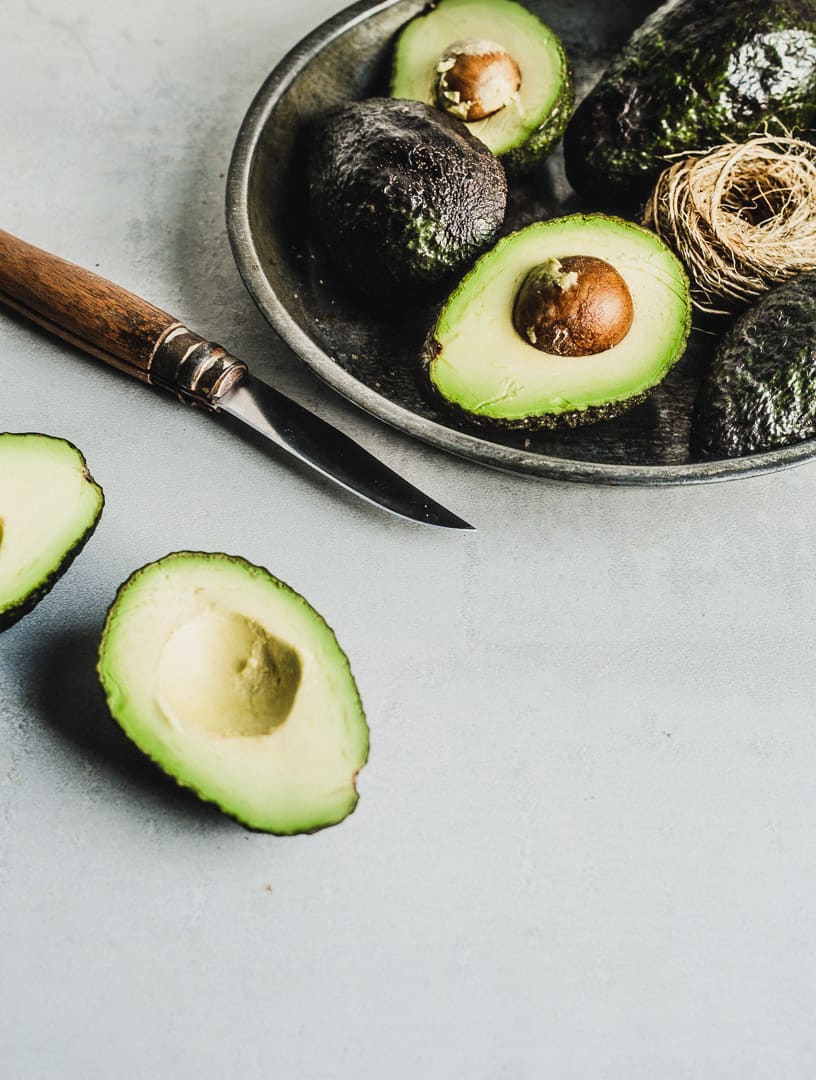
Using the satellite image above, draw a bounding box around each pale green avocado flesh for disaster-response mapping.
[0,433,104,631]
[427,215,692,429]
[391,0,572,165]
[97,552,369,834]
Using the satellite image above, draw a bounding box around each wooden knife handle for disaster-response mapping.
[0,228,247,407]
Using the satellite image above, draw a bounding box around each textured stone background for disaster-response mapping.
[2,2,816,1077]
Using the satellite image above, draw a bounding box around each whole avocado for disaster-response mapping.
[563,0,816,210]
[309,98,507,300]
[692,271,816,459]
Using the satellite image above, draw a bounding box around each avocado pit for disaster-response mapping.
[513,255,634,357]
[435,39,521,122]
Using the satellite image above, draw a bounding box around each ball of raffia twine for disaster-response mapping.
[643,135,816,316]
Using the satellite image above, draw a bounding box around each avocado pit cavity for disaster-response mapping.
[157,609,302,738]
[435,39,521,122]
[513,255,634,357]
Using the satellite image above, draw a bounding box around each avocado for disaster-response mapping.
[97,552,369,834]
[391,0,573,172]
[692,271,816,458]
[0,433,104,631]
[309,98,507,300]
[423,214,691,430]
[564,0,816,210]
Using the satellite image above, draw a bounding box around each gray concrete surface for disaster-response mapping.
[2,2,816,1077]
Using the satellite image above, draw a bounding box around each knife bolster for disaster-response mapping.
[150,326,248,407]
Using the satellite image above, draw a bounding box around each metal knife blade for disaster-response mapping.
[0,228,471,529]
[217,377,474,530]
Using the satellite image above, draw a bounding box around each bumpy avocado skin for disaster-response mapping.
[564,0,816,209]
[501,74,574,175]
[309,98,507,300]
[0,435,104,633]
[693,272,816,459]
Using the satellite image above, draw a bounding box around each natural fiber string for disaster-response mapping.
[644,135,816,315]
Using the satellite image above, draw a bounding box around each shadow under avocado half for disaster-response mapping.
[434,332,715,465]
[26,626,231,828]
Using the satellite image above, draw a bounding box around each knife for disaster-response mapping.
[0,228,472,530]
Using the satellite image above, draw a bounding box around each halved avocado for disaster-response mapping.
[423,214,691,430]
[391,0,572,171]
[0,433,104,631]
[97,552,369,835]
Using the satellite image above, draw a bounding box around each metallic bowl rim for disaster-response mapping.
[225,0,816,486]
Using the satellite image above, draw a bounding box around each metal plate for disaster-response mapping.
[226,0,816,485]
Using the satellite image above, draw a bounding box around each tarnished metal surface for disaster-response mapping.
[226,0,816,485]
[150,326,249,406]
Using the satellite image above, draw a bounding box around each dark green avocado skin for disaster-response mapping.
[0,436,104,633]
[502,77,574,175]
[309,98,507,300]
[0,521,100,632]
[418,335,652,433]
[692,272,816,459]
[563,0,816,210]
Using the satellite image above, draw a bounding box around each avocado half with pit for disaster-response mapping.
[0,433,104,631]
[391,0,573,171]
[97,552,369,834]
[423,214,691,430]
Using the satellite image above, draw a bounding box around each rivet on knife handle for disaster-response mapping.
[0,226,473,528]
[0,227,246,407]
[149,326,247,407]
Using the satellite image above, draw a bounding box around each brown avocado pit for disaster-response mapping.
[512,255,634,357]
[435,38,521,123]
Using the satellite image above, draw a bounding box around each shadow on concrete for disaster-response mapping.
[26,625,232,829]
